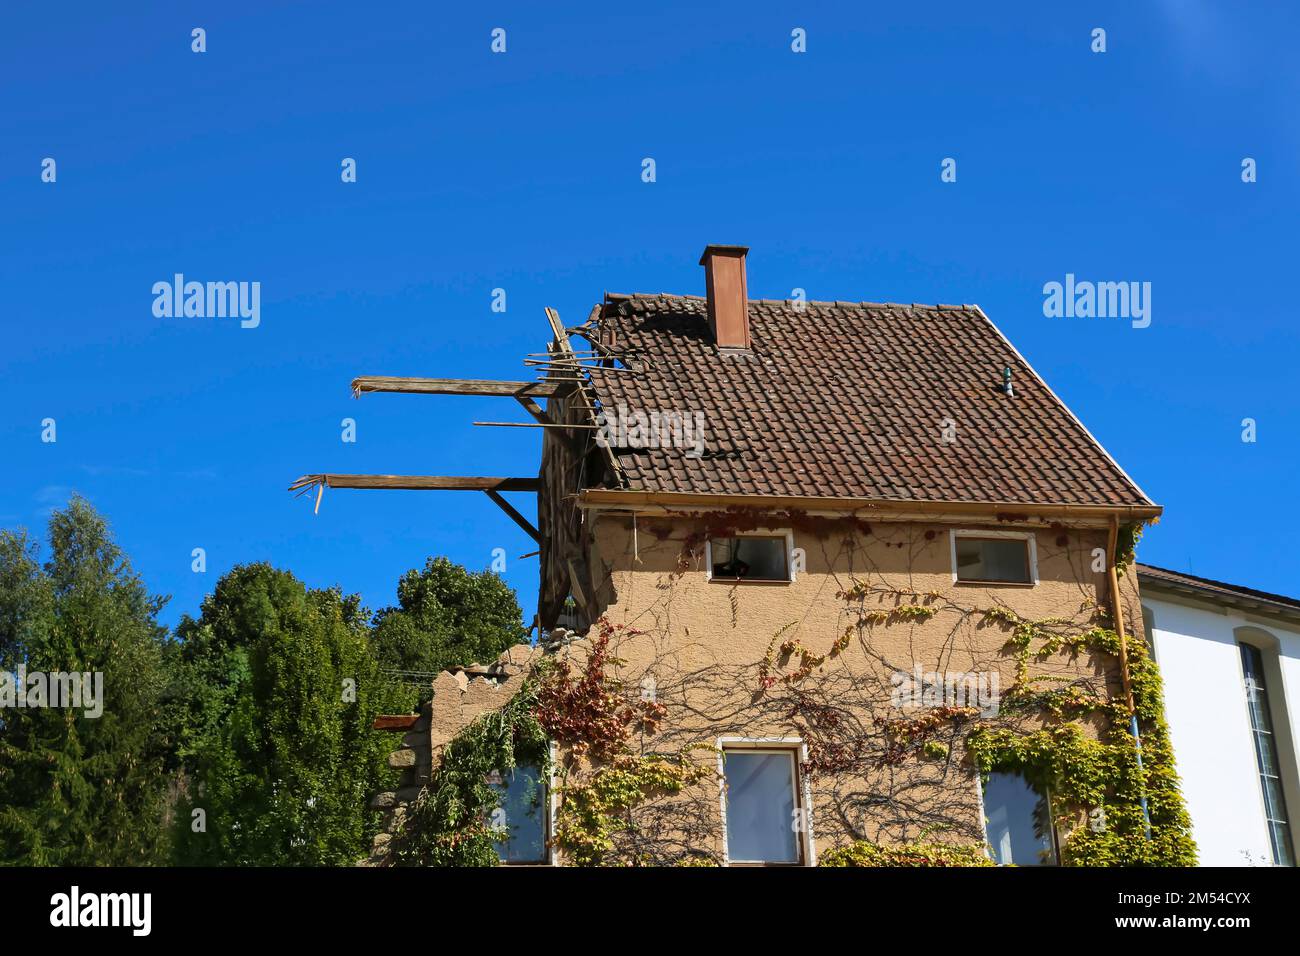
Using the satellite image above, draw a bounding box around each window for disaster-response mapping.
[1141,605,1158,661]
[488,764,548,863]
[982,772,1059,865]
[952,533,1035,584]
[722,748,803,864]
[708,535,790,582]
[1240,643,1296,866]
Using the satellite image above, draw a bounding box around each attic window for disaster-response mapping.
[951,532,1036,585]
[707,534,792,583]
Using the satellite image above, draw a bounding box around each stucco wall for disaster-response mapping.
[563,510,1139,863]
[1143,593,1300,865]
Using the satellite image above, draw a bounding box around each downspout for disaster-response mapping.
[1107,514,1152,839]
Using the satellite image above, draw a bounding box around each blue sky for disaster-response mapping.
[2,1,1298,628]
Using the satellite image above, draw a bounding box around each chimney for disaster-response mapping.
[699,244,750,350]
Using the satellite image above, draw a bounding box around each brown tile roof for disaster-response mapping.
[581,293,1155,509]
[1137,564,1300,615]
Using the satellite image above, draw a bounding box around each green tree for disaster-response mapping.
[0,497,172,865]
[371,557,527,696]
[170,564,407,865]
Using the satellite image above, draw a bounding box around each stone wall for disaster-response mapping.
[360,634,581,865]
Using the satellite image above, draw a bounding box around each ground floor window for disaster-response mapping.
[488,764,547,863]
[722,748,803,864]
[982,771,1058,865]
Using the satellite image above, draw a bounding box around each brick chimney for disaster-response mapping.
[699,244,750,350]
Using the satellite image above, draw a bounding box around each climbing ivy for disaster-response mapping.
[393,674,550,867]
[393,516,1193,867]
[537,620,716,866]
[966,617,1196,866]
[821,840,994,867]
[552,751,715,866]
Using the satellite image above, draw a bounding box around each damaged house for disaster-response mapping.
[293,245,1193,867]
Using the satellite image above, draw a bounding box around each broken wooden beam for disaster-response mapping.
[513,394,554,426]
[289,474,541,492]
[472,421,599,429]
[350,376,573,398]
[484,490,542,543]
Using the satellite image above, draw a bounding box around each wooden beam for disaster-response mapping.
[373,714,421,731]
[350,376,572,398]
[289,474,540,492]
[484,490,542,543]
[566,558,590,612]
[472,421,599,429]
[513,394,555,426]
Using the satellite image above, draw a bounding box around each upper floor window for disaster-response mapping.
[708,533,793,583]
[982,771,1059,865]
[721,746,805,865]
[951,532,1036,585]
[1239,642,1296,866]
[488,764,548,864]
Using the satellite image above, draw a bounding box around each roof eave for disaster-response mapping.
[577,488,1161,523]
[1137,566,1300,622]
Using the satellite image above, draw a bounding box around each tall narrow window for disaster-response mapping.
[488,764,548,864]
[1240,644,1296,866]
[722,749,803,864]
[982,772,1058,865]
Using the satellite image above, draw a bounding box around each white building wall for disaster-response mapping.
[1144,594,1300,866]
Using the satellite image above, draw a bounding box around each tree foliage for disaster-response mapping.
[169,563,408,865]
[371,556,527,695]
[0,497,172,865]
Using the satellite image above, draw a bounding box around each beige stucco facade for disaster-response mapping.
[523,504,1146,864]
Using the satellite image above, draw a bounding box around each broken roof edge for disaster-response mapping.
[577,488,1162,524]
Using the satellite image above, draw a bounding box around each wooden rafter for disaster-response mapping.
[289,473,542,541]
[289,474,540,492]
[544,307,625,487]
[513,394,554,426]
[350,376,572,398]
[484,490,541,543]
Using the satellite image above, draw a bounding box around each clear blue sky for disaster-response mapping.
[3,1,1298,629]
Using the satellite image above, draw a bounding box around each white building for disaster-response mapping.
[1139,564,1300,866]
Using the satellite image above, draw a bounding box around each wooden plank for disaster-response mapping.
[566,558,589,611]
[289,474,540,492]
[350,376,573,398]
[484,490,542,543]
[472,421,600,429]
[373,714,420,731]
[513,394,555,426]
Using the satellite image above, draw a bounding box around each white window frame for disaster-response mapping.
[977,770,1061,866]
[949,529,1038,586]
[705,529,798,583]
[717,736,815,866]
[1233,631,1297,867]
